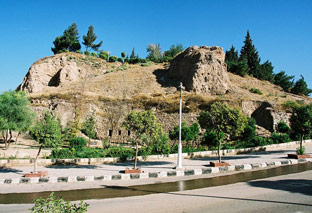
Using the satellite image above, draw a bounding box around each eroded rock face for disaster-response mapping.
[168,46,231,95]
[18,54,87,93]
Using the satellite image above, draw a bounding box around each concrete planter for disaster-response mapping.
[24,171,48,178]
[287,154,311,159]
[125,168,142,174]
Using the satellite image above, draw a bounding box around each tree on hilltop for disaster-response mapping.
[147,43,162,59]
[240,30,261,77]
[51,23,81,54]
[291,75,312,96]
[164,44,184,58]
[273,71,294,92]
[82,25,103,52]
[225,45,248,77]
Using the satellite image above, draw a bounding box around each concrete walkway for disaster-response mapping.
[1,143,311,179]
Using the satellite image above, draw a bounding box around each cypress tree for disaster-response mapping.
[240,30,261,77]
[82,25,103,52]
[225,45,239,63]
[130,48,135,59]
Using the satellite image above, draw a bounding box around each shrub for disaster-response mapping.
[249,88,263,95]
[30,192,89,213]
[117,57,123,63]
[109,56,118,62]
[282,100,300,110]
[276,121,290,134]
[84,51,90,56]
[105,146,134,160]
[51,148,76,159]
[69,137,87,150]
[296,146,305,155]
[270,133,291,144]
[91,52,97,57]
[76,50,83,54]
[151,132,170,154]
[98,51,108,60]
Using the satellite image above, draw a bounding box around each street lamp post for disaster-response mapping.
[176,82,184,169]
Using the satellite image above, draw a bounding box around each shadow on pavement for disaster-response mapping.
[248,179,312,196]
[0,167,23,174]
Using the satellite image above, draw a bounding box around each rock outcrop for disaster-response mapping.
[168,46,231,95]
[17,53,99,93]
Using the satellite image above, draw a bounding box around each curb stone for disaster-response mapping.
[1,160,311,185]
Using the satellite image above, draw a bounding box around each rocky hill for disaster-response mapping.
[18,46,311,140]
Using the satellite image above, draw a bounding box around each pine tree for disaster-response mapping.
[51,23,81,54]
[225,45,239,63]
[291,75,312,96]
[240,30,261,77]
[225,46,248,77]
[273,71,294,92]
[82,25,103,52]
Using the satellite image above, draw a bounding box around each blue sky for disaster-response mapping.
[0,0,311,93]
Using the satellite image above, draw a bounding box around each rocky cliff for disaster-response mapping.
[168,46,231,95]
[17,48,311,139]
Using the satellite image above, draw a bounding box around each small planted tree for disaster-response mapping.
[30,111,63,173]
[122,110,159,169]
[81,112,97,145]
[289,104,312,155]
[198,102,247,163]
[0,91,35,149]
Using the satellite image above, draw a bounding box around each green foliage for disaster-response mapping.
[146,43,162,59]
[201,131,220,148]
[30,192,89,213]
[257,60,274,82]
[198,102,247,139]
[84,51,90,56]
[296,146,305,155]
[91,52,97,57]
[122,110,163,168]
[69,137,87,150]
[227,59,248,77]
[29,111,63,149]
[109,56,118,62]
[276,121,290,134]
[0,91,35,149]
[241,117,256,142]
[164,44,184,58]
[98,51,109,60]
[130,48,136,59]
[225,45,239,63]
[81,112,97,139]
[198,102,247,162]
[282,100,300,110]
[82,25,102,52]
[273,71,294,92]
[249,88,263,95]
[51,23,81,54]
[291,76,312,96]
[121,52,126,58]
[169,122,200,143]
[270,133,291,144]
[240,30,261,77]
[290,104,312,139]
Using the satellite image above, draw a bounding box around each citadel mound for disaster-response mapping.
[18,47,311,140]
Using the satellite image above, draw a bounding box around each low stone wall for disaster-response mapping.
[0,158,310,185]
[0,140,311,167]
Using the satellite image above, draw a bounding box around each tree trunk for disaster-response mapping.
[300,134,304,154]
[134,142,139,169]
[7,130,13,149]
[34,146,42,174]
[15,132,20,144]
